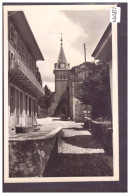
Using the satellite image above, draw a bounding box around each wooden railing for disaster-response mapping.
[9,57,42,85]
[9,57,44,95]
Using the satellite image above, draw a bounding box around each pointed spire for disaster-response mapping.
[60,33,63,46]
[57,45,67,67]
[55,34,70,69]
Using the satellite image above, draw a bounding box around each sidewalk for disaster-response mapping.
[9,117,84,141]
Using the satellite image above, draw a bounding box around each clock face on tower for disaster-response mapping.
[60,62,65,68]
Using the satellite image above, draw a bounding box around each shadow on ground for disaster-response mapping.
[62,135,103,149]
[43,128,113,177]
[43,153,113,177]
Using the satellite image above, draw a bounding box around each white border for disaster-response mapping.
[3,3,119,183]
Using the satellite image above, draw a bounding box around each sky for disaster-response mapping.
[8,5,112,91]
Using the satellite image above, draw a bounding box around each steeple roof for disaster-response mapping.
[57,45,68,67]
[56,34,70,69]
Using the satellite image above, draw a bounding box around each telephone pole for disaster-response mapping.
[84,43,87,77]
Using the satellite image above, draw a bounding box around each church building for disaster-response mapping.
[53,34,70,118]
[48,34,88,121]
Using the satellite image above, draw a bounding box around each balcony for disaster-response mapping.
[9,57,44,98]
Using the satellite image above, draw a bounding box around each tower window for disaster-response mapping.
[60,63,65,68]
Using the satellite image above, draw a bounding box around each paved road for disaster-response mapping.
[43,127,113,177]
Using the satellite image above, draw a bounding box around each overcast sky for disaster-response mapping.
[8,5,112,91]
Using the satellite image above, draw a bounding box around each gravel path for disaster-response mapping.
[43,128,113,177]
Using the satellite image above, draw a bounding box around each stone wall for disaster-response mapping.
[85,118,113,154]
[91,121,113,154]
[9,136,56,177]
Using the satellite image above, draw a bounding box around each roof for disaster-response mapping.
[56,44,70,69]
[9,11,44,61]
[92,23,112,57]
[57,45,68,67]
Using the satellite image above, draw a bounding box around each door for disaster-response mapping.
[60,106,67,120]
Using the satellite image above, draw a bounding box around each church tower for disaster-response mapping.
[53,34,70,104]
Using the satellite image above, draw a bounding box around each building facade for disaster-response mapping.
[8,11,44,134]
[92,23,112,116]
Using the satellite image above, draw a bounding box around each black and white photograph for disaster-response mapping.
[3,2,127,192]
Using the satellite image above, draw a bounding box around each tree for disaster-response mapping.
[39,85,55,115]
[77,61,112,120]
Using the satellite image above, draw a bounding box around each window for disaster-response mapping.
[25,95,27,115]
[16,90,19,124]
[63,75,65,79]
[29,56,33,70]
[29,97,31,116]
[16,90,19,112]
[9,50,14,69]
[28,52,31,67]
[9,23,14,43]
[60,63,65,68]
[9,22,17,47]
[9,50,14,58]
[20,92,23,115]
[10,86,15,115]
[17,34,21,52]
[21,41,25,60]
[61,75,62,79]
[34,100,36,116]
[13,30,17,47]
[19,39,23,56]
[21,40,27,62]
[24,46,28,63]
